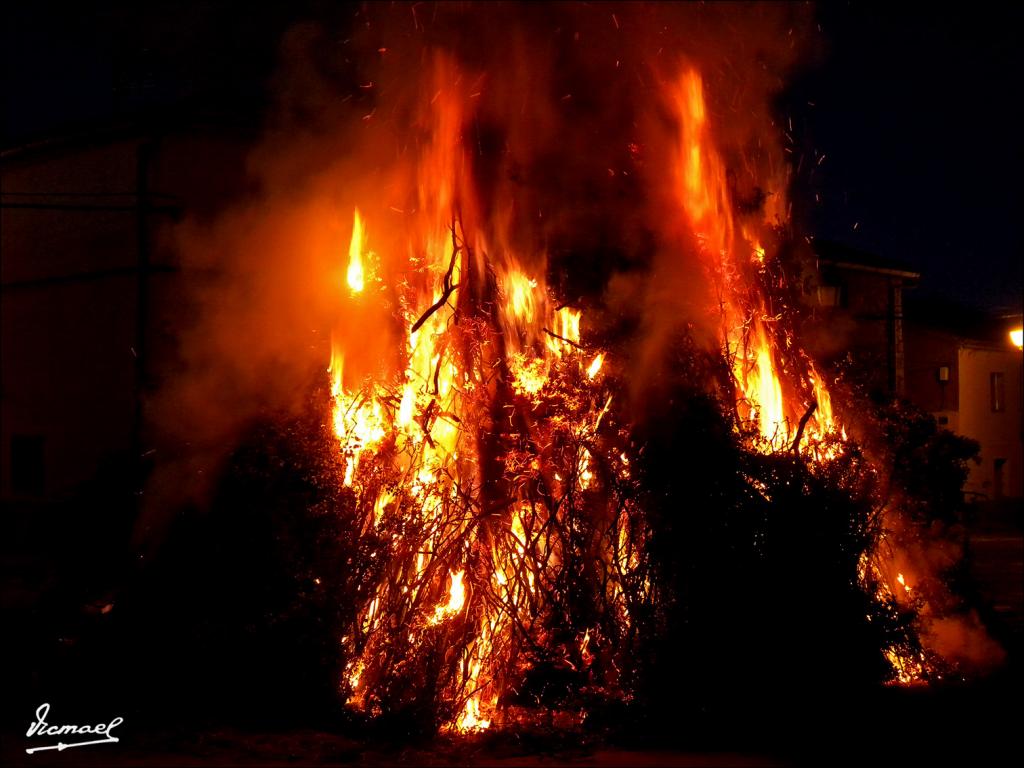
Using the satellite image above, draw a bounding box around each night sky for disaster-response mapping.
[4,2,1021,311]
[786,3,1023,312]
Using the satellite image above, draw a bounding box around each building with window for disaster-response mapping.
[811,239,1022,501]
[812,239,920,399]
[905,303,1023,500]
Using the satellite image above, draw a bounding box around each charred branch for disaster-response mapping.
[542,327,586,351]
[790,400,818,453]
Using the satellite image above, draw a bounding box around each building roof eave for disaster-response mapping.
[817,258,921,281]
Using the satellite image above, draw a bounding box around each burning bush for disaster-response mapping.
[139,0,1004,740]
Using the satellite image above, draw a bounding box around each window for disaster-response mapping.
[990,372,1005,412]
[11,434,45,496]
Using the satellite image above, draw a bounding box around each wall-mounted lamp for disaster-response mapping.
[937,365,950,383]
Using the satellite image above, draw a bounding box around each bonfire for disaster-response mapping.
[312,13,981,731]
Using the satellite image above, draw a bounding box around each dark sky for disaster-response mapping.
[786,3,1022,312]
[3,2,1021,311]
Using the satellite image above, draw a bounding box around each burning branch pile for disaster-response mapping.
[332,211,654,729]
[324,72,654,732]
[255,6,1001,736]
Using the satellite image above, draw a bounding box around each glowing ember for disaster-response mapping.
[896,573,912,594]
[431,570,467,624]
[884,648,927,686]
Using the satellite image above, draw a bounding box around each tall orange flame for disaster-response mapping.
[346,208,368,294]
[669,67,930,682]
[670,68,843,455]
